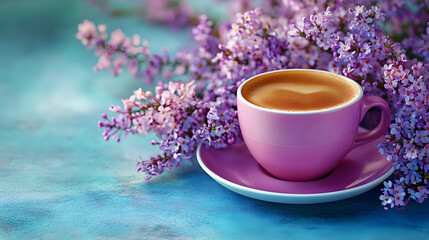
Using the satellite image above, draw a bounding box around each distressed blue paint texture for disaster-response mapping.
[0,1,428,239]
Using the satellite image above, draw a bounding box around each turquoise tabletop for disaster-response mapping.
[0,1,428,239]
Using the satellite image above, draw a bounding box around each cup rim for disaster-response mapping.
[237,69,364,115]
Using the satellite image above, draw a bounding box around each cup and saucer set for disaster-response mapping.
[197,69,395,204]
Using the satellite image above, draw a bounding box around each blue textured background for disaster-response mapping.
[0,1,428,239]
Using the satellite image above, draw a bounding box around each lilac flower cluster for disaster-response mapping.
[215,8,290,84]
[76,15,223,83]
[98,79,240,179]
[298,5,391,83]
[378,60,429,207]
[76,20,171,82]
[79,0,429,208]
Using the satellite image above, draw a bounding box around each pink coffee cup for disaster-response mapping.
[237,69,391,181]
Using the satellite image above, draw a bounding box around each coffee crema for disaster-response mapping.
[242,70,360,112]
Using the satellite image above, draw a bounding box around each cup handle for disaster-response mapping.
[351,96,392,149]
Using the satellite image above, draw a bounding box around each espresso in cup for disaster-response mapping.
[237,69,391,181]
[241,70,360,112]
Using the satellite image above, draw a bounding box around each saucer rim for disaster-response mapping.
[197,143,394,202]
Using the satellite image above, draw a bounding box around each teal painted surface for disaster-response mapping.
[0,1,428,239]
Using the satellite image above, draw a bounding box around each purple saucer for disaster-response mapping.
[197,134,394,204]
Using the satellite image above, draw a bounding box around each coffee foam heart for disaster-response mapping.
[242,70,359,112]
